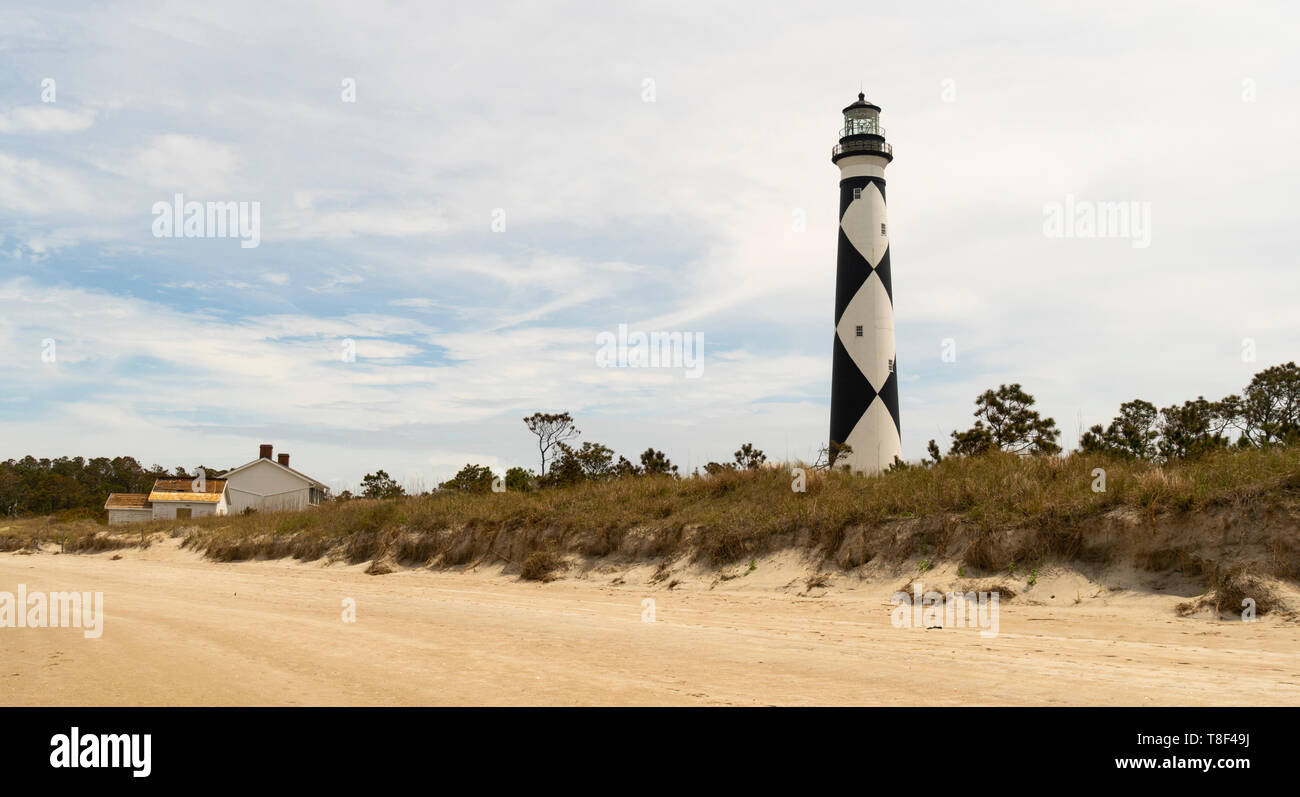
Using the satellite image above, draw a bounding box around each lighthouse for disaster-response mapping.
[829,92,900,473]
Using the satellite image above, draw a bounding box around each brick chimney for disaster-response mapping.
[277,453,290,467]
[259,444,273,460]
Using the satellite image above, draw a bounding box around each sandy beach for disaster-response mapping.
[1,539,1297,706]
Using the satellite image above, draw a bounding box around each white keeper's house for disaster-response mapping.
[104,443,329,525]
[221,444,330,514]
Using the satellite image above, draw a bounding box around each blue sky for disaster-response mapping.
[2,1,1298,492]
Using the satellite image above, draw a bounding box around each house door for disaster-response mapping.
[176,508,192,520]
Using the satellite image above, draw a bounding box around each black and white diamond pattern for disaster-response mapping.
[830,177,901,471]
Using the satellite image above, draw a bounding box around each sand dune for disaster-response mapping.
[1,539,1297,706]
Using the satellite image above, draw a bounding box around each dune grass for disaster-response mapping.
[9,446,1299,594]
[156,446,1300,577]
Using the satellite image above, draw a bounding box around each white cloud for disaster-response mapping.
[389,297,436,309]
[0,276,832,480]
[310,270,365,292]
[278,205,454,239]
[0,152,98,214]
[100,134,241,194]
[0,106,96,133]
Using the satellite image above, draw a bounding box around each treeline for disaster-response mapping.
[1078,361,1300,459]
[0,457,224,518]
[344,412,773,498]
[374,360,1298,495]
[919,361,1300,466]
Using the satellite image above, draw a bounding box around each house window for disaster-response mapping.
[855,325,863,337]
[852,187,862,200]
[176,508,192,520]
[881,223,887,235]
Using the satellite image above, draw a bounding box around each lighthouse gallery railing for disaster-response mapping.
[832,139,893,158]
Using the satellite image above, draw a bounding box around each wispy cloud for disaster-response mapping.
[0,105,95,133]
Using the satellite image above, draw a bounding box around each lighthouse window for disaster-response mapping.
[844,116,879,136]
[855,325,863,337]
[853,187,862,200]
[881,223,887,235]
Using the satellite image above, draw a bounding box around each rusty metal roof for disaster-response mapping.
[148,478,227,503]
[105,493,152,510]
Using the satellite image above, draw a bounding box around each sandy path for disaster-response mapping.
[1,541,1297,706]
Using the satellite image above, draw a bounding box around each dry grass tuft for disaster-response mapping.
[520,550,563,582]
[365,559,395,576]
[1178,565,1281,617]
[62,531,132,553]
